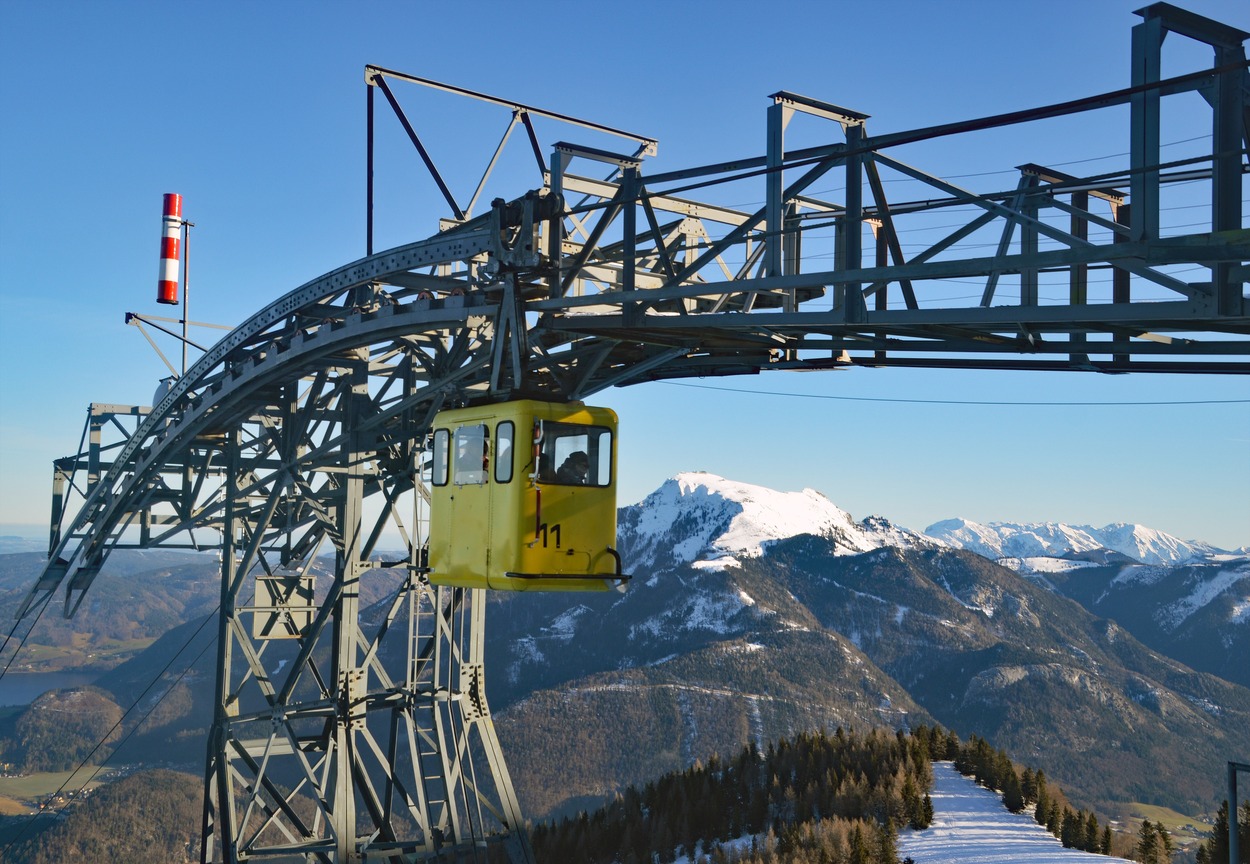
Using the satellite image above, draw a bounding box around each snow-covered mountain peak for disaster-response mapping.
[924,517,1221,566]
[618,472,930,573]
[1096,521,1220,565]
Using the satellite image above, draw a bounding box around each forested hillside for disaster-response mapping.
[0,550,218,673]
[2,769,200,864]
[0,687,122,772]
[532,724,1128,864]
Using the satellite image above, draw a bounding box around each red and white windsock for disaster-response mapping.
[157,193,182,305]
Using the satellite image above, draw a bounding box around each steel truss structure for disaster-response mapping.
[13,4,1250,862]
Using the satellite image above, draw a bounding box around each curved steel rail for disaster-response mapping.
[27,219,503,614]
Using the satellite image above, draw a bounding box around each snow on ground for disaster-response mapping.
[542,604,591,641]
[1232,597,1250,625]
[899,762,1133,864]
[1110,564,1169,587]
[999,556,1100,575]
[1155,562,1250,630]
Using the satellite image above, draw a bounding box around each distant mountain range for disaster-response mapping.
[924,516,1235,567]
[918,502,1249,691]
[1,471,1246,825]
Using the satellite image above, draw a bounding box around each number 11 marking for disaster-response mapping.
[537,523,562,549]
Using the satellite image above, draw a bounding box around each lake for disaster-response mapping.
[0,672,97,707]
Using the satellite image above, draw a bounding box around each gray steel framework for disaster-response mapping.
[11,4,1250,862]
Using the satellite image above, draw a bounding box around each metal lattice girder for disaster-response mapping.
[14,5,1250,862]
[200,571,530,861]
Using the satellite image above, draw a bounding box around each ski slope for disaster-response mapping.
[899,762,1134,863]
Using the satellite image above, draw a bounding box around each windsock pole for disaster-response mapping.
[182,214,191,376]
[157,193,193,375]
[157,193,182,306]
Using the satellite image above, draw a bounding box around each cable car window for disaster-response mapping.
[494,421,514,484]
[454,424,489,485]
[537,421,611,487]
[431,429,449,487]
[593,428,611,483]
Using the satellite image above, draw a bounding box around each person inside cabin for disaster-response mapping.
[555,450,590,485]
[538,454,557,483]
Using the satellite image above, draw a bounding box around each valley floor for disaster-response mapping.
[898,762,1133,864]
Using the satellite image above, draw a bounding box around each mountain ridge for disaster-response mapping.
[924,517,1228,566]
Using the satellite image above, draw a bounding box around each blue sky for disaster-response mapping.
[1,0,1247,549]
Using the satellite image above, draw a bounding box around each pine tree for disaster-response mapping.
[1084,811,1099,853]
[1196,804,1249,864]
[902,775,924,829]
[1207,800,1230,864]
[849,824,871,864]
[943,728,960,760]
[1101,825,1113,856]
[877,817,900,864]
[1136,819,1160,864]
[1034,774,1050,827]
[1155,820,1173,862]
[922,794,934,829]
[1002,770,1025,813]
[993,750,1014,792]
[1021,767,1037,805]
[747,785,769,833]
[1071,809,1089,852]
[1065,810,1085,850]
[1243,800,1250,862]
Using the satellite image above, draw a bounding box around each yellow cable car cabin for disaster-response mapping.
[426,399,626,591]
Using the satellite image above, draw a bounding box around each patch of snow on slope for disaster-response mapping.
[1001,557,1100,575]
[692,556,740,571]
[1232,599,1250,625]
[1156,563,1250,631]
[646,587,755,636]
[899,762,1134,864]
[505,637,544,684]
[684,591,741,632]
[542,604,591,641]
[1111,564,1169,587]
